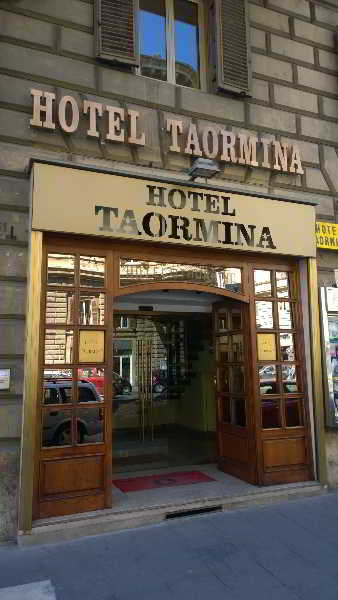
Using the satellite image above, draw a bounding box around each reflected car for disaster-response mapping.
[43,380,103,446]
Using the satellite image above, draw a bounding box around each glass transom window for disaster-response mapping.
[139,0,201,89]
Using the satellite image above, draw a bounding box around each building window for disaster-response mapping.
[139,0,202,89]
[118,316,130,329]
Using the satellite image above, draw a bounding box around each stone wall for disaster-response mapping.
[1,0,338,538]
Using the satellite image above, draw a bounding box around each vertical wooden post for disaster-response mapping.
[18,231,43,534]
[308,257,328,485]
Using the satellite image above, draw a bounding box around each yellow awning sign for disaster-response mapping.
[316,222,338,250]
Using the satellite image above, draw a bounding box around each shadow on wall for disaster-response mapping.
[0,450,20,541]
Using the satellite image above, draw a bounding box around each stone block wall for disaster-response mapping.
[0,0,338,537]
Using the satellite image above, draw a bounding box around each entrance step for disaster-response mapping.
[19,481,327,547]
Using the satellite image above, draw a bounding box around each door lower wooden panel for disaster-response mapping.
[263,437,306,468]
[39,493,105,519]
[40,454,105,496]
[261,435,313,485]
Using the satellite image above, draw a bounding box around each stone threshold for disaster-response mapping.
[18,480,327,546]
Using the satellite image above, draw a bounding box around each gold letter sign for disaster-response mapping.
[79,330,105,363]
[257,333,277,361]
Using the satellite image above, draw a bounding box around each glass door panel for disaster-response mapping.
[112,313,216,472]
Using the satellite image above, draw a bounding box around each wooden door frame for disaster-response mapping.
[18,232,321,533]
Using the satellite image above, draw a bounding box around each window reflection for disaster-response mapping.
[79,292,105,325]
[256,301,273,329]
[218,335,230,362]
[120,258,242,293]
[262,398,281,429]
[223,396,230,423]
[232,366,245,393]
[46,291,74,325]
[80,256,105,288]
[231,397,246,427]
[285,398,303,427]
[47,253,75,287]
[219,366,230,393]
[282,365,298,393]
[44,330,73,364]
[76,407,104,444]
[278,302,292,329]
[43,371,73,405]
[174,0,200,89]
[77,368,105,402]
[232,310,242,330]
[140,0,167,81]
[259,365,277,395]
[232,335,244,361]
[276,272,290,298]
[42,409,72,447]
[280,333,295,361]
[254,270,272,297]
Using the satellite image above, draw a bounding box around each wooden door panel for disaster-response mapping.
[263,437,306,468]
[219,432,249,464]
[39,493,106,519]
[214,300,258,484]
[35,244,113,519]
[40,455,105,496]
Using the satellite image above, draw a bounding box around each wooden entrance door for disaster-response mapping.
[214,301,257,484]
[34,244,113,519]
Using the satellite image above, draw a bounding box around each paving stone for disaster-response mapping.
[0,581,55,600]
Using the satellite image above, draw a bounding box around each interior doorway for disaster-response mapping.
[112,291,219,473]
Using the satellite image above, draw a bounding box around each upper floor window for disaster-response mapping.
[139,0,201,89]
[96,0,250,96]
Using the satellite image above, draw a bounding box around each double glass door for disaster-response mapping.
[112,313,216,471]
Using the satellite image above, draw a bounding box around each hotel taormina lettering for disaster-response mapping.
[30,90,304,174]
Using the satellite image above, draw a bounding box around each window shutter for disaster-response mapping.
[95,0,140,66]
[212,0,251,95]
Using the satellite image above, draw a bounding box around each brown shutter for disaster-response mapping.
[95,0,140,66]
[211,0,251,96]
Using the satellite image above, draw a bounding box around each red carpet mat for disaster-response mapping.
[113,470,215,493]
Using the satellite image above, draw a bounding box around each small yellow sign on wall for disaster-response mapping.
[257,333,276,361]
[79,330,105,363]
[316,222,338,250]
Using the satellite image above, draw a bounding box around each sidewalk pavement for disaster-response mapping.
[1,491,338,599]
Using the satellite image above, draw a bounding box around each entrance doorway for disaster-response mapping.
[31,238,313,521]
[112,310,216,472]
